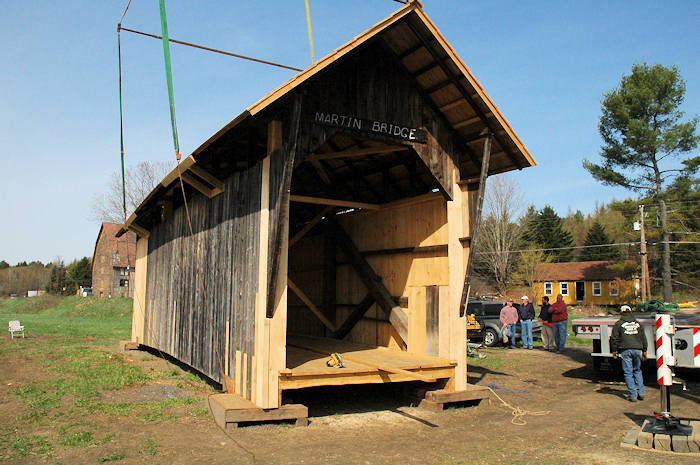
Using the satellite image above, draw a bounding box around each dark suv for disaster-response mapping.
[467,298,542,347]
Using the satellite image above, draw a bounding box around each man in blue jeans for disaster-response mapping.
[518,295,535,349]
[611,305,648,402]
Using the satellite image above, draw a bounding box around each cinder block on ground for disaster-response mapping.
[637,420,653,449]
[621,429,638,448]
[690,421,700,453]
[672,434,690,453]
[654,433,672,451]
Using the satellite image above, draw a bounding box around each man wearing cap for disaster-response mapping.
[518,295,535,349]
[499,298,519,349]
[611,305,647,402]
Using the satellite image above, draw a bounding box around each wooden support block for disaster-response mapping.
[425,386,490,403]
[690,420,700,453]
[672,433,690,453]
[418,399,444,411]
[209,394,308,428]
[653,433,672,451]
[119,341,140,351]
[620,429,638,448]
[636,420,653,449]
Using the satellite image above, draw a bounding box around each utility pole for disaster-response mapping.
[639,205,650,302]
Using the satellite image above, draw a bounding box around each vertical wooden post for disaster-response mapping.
[407,286,426,355]
[447,167,468,391]
[460,135,491,316]
[131,234,148,344]
[254,120,286,409]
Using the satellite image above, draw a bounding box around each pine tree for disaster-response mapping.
[523,205,574,262]
[583,63,699,301]
[579,222,620,261]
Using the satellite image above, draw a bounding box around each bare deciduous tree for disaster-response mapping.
[91,161,171,223]
[474,174,527,294]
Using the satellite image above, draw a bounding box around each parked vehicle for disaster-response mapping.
[572,311,700,371]
[467,298,542,347]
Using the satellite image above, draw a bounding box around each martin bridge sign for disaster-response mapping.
[313,112,428,144]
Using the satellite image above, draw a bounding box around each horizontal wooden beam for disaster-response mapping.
[309,146,409,161]
[290,195,379,210]
[287,278,337,333]
[454,112,493,129]
[360,244,448,257]
[439,99,464,112]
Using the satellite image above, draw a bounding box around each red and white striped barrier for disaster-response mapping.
[656,314,672,386]
[694,327,700,368]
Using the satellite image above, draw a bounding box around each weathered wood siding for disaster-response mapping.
[295,42,464,198]
[143,163,262,398]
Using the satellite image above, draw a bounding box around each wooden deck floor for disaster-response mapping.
[280,334,456,391]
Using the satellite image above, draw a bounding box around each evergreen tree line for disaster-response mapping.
[0,257,92,297]
[473,174,700,296]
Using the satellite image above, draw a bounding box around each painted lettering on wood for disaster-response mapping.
[313,112,427,144]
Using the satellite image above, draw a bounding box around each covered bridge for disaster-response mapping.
[118,1,535,412]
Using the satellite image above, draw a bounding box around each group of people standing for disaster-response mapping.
[499,294,569,351]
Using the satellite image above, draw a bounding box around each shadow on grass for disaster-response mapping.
[137,345,222,391]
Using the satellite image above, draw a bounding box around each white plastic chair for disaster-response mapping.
[9,320,24,339]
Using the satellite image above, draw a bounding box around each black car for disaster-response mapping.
[467,298,542,347]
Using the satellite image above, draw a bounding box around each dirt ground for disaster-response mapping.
[2,342,699,465]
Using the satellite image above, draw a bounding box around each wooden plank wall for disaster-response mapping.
[288,195,449,350]
[142,163,262,399]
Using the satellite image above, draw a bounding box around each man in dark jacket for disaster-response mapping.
[538,296,553,351]
[611,305,648,402]
[518,296,535,349]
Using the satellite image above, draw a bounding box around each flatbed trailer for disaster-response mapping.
[572,313,700,370]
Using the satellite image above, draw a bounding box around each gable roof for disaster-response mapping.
[92,223,137,272]
[535,261,638,282]
[119,1,535,236]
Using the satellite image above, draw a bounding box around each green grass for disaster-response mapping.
[10,435,53,458]
[142,437,159,457]
[1,295,213,461]
[0,295,132,340]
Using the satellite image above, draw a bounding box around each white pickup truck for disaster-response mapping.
[571,312,700,371]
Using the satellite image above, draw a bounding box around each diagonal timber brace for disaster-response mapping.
[328,219,409,344]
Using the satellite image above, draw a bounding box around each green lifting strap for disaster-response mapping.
[158,0,181,160]
[117,26,127,221]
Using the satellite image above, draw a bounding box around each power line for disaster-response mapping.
[119,27,304,72]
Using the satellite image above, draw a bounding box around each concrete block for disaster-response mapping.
[672,434,690,453]
[654,433,672,451]
[637,420,653,449]
[621,429,638,448]
[690,421,700,453]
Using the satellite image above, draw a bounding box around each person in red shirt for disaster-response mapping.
[549,293,568,352]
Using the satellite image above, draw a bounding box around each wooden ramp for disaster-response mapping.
[281,334,456,391]
[209,393,308,430]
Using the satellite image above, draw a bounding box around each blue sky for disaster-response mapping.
[1,0,698,264]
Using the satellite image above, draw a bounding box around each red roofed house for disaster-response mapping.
[533,261,640,306]
[92,223,137,298]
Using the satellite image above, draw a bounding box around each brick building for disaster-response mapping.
[91,222,136,298]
